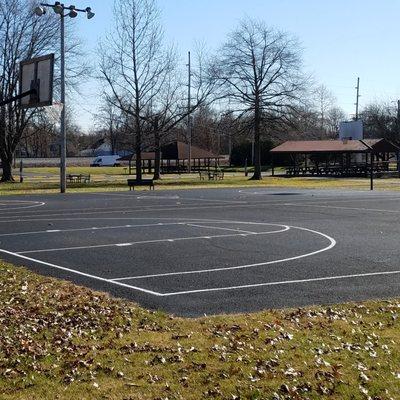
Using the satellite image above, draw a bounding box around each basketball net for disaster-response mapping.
[44,102,64,126]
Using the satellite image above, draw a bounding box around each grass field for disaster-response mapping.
[0,260,399,399]
[1,166,400,195]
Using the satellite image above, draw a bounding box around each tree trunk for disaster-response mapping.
[1,155,14,182]
[153,117,161,180]
[135,145,142,181]
[135,123,142,181]
[250,105,262,180]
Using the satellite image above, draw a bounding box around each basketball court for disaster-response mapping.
[0,188,399,316]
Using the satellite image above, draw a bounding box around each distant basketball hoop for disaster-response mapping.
[19,53,54,109]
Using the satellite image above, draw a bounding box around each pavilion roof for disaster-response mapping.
[270,138,400,154]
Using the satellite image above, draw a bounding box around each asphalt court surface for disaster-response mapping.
[0,188,400,316]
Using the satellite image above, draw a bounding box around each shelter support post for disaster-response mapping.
[370,151,374,191]
[271,154,274,176]
[397,151,400,178]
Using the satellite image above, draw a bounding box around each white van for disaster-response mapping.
[90,155,121,167]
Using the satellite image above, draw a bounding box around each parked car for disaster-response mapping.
[90,155,121,167]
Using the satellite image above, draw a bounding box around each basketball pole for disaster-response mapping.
[60,12,66,193]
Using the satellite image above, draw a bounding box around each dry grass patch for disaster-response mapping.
[1,174,400,195]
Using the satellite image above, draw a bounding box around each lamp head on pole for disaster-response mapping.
[52,2,64,14]
[86,7,95,19]
[34,6,46,16]
[68,5,78,17]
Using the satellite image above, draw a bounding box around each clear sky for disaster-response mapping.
[68,0,400,131]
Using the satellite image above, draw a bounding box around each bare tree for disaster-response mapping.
[326,106,346,138]
[95,99,125,155]
[148,48,216,180]
[99,0,177,181]
[313,84,337,133]
[0,0,60,181]
[361,101,399,144]
[0,0,87,181]
[213,18,308,179]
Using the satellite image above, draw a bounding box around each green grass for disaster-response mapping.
[0,260,399,399]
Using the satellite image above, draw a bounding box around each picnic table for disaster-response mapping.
[208,170,224,180]
[67,174,90,183]
[199,169,224,180]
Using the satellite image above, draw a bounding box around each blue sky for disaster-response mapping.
[69,0,400,131]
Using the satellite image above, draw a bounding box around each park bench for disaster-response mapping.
[127,178,154,191]
[67,174,90,183]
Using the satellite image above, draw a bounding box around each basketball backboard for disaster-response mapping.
[19,53,54,109]
[339,120,363,140]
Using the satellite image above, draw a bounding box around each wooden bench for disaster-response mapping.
[127,178,154,191]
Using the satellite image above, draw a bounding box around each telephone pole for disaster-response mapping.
[397,99,400,122]
[355,77,360,120]
[187,51,192,173]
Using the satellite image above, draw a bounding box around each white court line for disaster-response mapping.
[0,248,162,296]
[161,269,400,296]
[111,225,331,281]
[2,195,400,222]
[17,228,288,255]
[284,203,400,214]
[185,223,257,234]
[0,200,45,211]
[0,222,183,237]
[0,203,181,217]
[91,192,247,203]
[0,202,253,221]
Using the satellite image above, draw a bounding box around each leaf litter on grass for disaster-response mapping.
[0,262,399,399]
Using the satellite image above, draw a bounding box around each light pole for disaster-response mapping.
[34,2,94,193]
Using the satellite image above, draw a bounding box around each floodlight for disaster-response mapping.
[52,2,64,14]
[68,6,78,18]
[34,6,46,16]
[86,7,95,19]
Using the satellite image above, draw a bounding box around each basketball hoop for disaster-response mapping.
[44,102,63,125]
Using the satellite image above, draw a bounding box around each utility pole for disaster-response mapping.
[397,99,400,123]
[187,51,192,173]
[355,77,360,120]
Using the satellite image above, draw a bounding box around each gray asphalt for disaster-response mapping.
[0,187,399,316]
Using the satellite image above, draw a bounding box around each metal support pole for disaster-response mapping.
[187,51,191,173]
[36,3,94,191]
[60,14,66,193]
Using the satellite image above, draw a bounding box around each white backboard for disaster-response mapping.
[339,120,363,140]
[19,54,54,108]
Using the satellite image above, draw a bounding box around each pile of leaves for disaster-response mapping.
[0,262,399,399]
